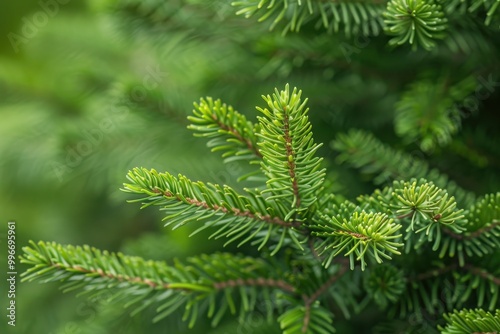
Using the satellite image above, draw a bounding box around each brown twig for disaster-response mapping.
[283,108,301,209]
[152,188,301,228]
[301,263,349,333]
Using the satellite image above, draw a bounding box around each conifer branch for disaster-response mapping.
[379,179,466,232]
[467,0,500,26]
[19,83,500,333]
[393,75,477,152]
[438,193,500,262]
[383,0,448,50]
[188,97,262,165]
[403,261,498,288]
[257,84,325,217]
[213,277,296,293]
[312,211,403,270]
[21,241,297,326]
[439,309,500,334]
[232,0,386,37]
[332,129,476,207]
[399,259,500,316]
[278,302,335,334]
[466,220,500,239]
[122,167,303,251]
[464,264,500,286]
[283,110,301,209]
[443,220,500,241]
[412,264,458,282]
[364,264,406,308]
[304,262,348,306]
[365,179,469,257]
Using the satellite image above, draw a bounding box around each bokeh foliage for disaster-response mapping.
[1,0,499,333]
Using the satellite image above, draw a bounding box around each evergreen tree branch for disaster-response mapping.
[213,277,296,293]
[442,25,496,55]
[354,178,478,270]
[443,220,500,240]
[115,0,245,41]
[332,129,477,207]
[467,0,500,26]
[465,220,500,239]
[399,258,500,316]
[371,179,468,256]
[188,97,262,165]
[122,167,302,252]
[232,0,386,37]
[465,193,500,234]
[437,193,500,263]
[380,179,466,231]
[438,309,500,334]
[303,262,349,306]
[312,211,403,270]
[257,84,325,218]
[393,75,477,152]
[278,302,336,334]
[383,0,448,50]
[363,264,406,309]
[411,263,458,282]
[21,241,297,326]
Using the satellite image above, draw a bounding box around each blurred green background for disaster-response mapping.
[1,1,499,333]
[0,2,235,333]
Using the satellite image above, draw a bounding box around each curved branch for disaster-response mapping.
[305,263,348,305]
[301,263,348,332]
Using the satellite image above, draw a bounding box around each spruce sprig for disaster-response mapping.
[439,309,500,333]
[257,84,325,218]
[122,167,303,253]
[188,97,261,164]
[21,241,294,326]
[313,212,403,270]
[231,0,385,37]
[383,0,448,50]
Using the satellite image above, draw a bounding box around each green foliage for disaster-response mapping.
[188,97,261,171]
[4,0,499,333]
[21,241,288,327]
[378,179,466,233]
[21,85,500,333]
[363,180,500,266]
[257,85,325,215]
[278,302,335,334]
[332,129,477,207]
[467,0,500,26]
[357,178,471,266]
[313,212,403,270]
[438,193,500,263]
[438,309,500,333]
[232,0,385,36]
[383,0,448,50]
[394,75,477,152]
[122,167,303,254]
[363,264,406,309]
[465,192,500,233]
